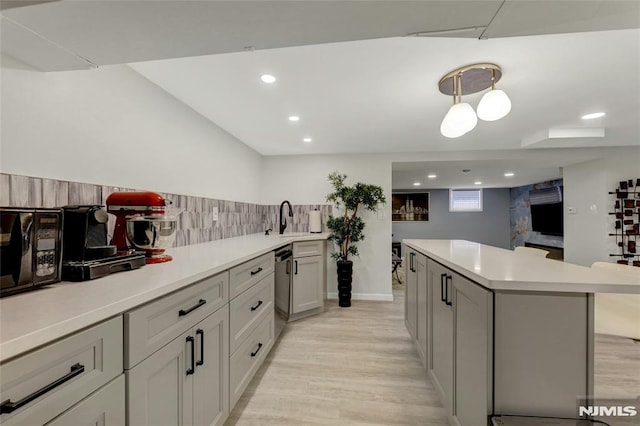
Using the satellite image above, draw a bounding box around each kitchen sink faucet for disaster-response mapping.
[279,200,293,234]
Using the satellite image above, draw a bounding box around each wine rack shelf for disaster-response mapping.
[608,178,640,267]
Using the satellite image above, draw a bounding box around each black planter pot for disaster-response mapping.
[336,260,353,307]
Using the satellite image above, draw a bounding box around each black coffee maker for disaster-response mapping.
[61,205,146,281]
[62,205,117,261]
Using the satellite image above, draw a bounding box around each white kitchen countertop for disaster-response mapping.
[0,232,329,363]
[404,239,640,294]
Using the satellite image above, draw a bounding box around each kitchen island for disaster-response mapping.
[403,239,640,426]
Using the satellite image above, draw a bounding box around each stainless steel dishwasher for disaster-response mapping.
[274,244,292,339]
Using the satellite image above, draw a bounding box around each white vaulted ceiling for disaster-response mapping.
[129,29,640,156]
[2,1,639,188]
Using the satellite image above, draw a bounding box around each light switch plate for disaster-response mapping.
[212,207,219,221]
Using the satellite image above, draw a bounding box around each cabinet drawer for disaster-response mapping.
[46,375,125,426]
[125,271,229,368]
[229,252,274,299]
[229,313,274,410]
[229,272,274,355]
[0,317,123,426]
[293,240,324,258]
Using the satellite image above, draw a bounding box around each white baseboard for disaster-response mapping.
[327,292,394,302]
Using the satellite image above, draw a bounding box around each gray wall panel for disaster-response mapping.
[392,188,510,249]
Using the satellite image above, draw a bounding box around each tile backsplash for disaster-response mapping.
[1,173,332,248]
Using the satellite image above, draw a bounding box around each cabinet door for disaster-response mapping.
[404,248,418,340]
[193,307,229,426]
[127,330,193,426]
[416,253,428,367]
[291,255,323,314]
[46,375,125,426]
[427,259,453,417]
[453,273,492,426]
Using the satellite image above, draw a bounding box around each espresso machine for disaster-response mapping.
[61,205,145,281]
[105,191,177,264]
[62,205,115,261]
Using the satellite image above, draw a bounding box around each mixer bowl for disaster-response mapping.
[125,215,177,253]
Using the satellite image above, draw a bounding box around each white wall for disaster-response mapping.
[0,55,263,203]
[262,154,393,301]
[563,147,640,266]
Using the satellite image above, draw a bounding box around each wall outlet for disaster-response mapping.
[212,207,219,221]
[567,206,577,214]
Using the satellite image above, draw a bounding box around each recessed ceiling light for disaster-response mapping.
[504,172,515,177]
[413,182,421,186]
[288,116,300,122]
[474,181,482,185]
[427,174,437,179]
[581,112,605,120]
[260,74,276,83]
[303,138,312,143]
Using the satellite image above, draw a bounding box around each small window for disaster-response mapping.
[449,189,483,212]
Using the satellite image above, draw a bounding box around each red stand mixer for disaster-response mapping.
[106,191,178,264]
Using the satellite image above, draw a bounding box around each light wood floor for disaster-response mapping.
[594,333,640,400]
[227,282,640,425]
[226,288,448,425]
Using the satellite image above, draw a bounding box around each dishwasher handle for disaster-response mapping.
[275,250,292,262]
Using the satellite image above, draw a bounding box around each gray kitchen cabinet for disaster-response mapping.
[427,259,493,425]
[229,252,274,299]
[192,307,229,426]
[290,240,325,317]
[0,317,123,426]
[229,272,274,354]
[452,272,492,426]
[127,328,191,425]
[427,259,454,418]
[404,245,428,365]
[125,272,230,426]
[46,375,125,426]
[229,313,274,409]
[127,305,229,426]
[404,246,418,340]
[427,259,493,426]
[124,272,229,369]
[228,253,276,412]
[291,255,323,314]
[415,252,428,367]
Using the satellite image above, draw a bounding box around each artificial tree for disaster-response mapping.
[325,172,386,307]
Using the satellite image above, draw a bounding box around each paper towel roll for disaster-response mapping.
[309,209,322,233]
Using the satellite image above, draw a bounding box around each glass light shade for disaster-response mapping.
[477,89,511,121]
[440,102,478,138]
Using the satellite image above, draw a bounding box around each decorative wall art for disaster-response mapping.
[392,192,429,222]
[609,178,640,267]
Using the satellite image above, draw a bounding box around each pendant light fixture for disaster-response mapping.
[477,68,511,121]
[438,63,511,138]
[440,73,477,138]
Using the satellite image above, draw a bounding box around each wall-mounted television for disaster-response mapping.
[529,186,563,236]
[531,202,563,236]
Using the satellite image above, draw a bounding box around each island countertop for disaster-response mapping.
[0,232,329,363]
[404,239,640,294]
